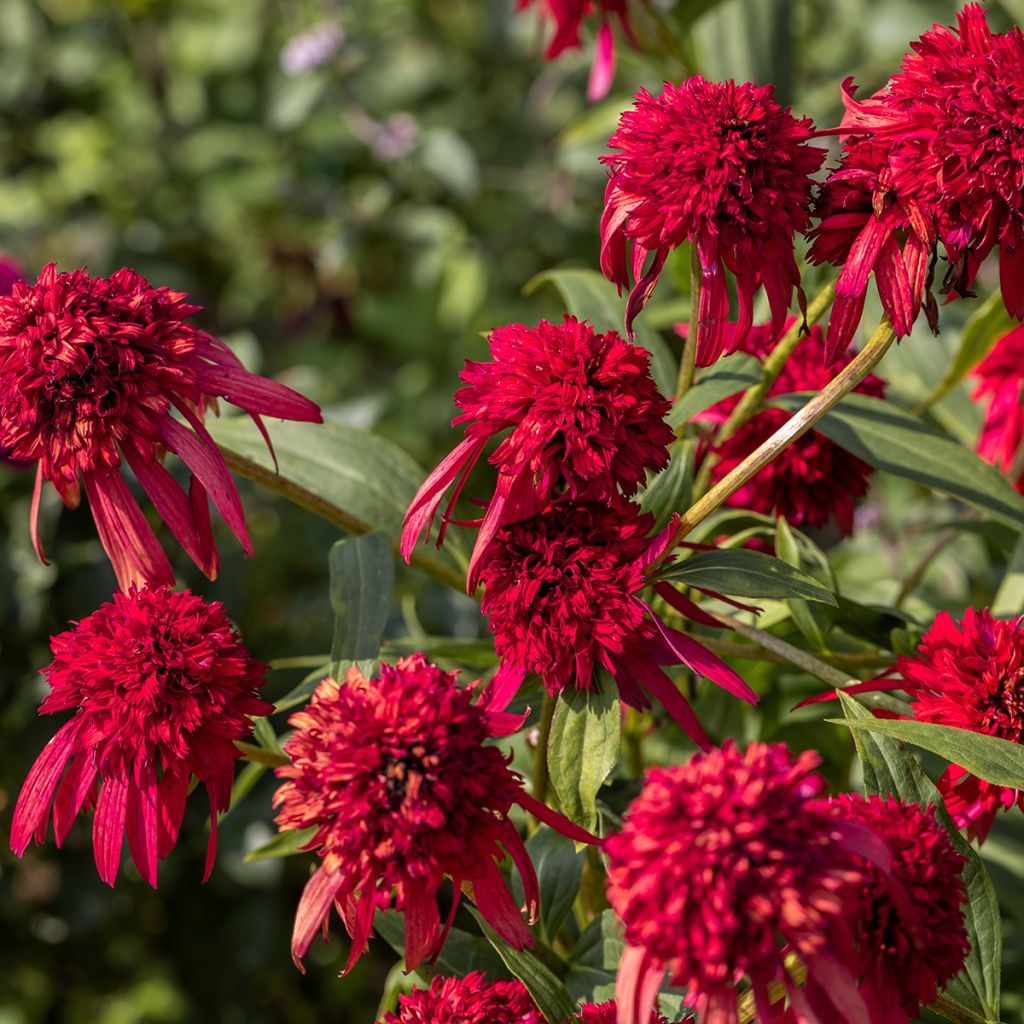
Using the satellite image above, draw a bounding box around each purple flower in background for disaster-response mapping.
[280,22,344,76]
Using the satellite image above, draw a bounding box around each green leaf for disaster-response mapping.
[639,440,694,531]
[251,715,284,755]
[384,635,500,669]
[926,291,1015,407]
[469,910,578,1024]
[660,547,838,605]
[548,673,621,834]
[205,414,466,590]
[831,596,913,650]
[774,516,832,649]
[565,909,624,1004]
[833,715,1024,791]
[837,694,1002,1019]
[329,532,393,679]
[244,826,316,862]
[374,911,509,981]
[771,392,1024,535]
[274,662,332,714]
[524,267,677,398]
[667,352,762,426]
[992,534,1024,618]
[510,827,585,941]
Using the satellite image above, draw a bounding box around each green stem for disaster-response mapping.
[674,246,701,417]
[531,691,557,820]
[693,279,836,496]
[698,634,892,671]
[653,315,897,565]
[235,741,289,767]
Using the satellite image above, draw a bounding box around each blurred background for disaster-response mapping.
[1,0,1021,1021]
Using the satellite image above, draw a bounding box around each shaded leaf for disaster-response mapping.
[375,911,509,981]
[329,532,393,679]
[775,516,832,649]
[640,440,694,531]
[668,352,762,426]
[244,826,316,862]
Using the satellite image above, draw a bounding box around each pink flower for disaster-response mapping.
[401,316,672,589]
[811,6,1024,360]
[971,324,1024,492]
[273,654,593,975]
[812,795,969,1024]
[600,77,825,361]
[10,585,271,887]
[0,264,322,591]
[696,318,885,534]
[479,496,758,749]
[605,741,884,1024]
[517,0,636,100]
[897,607,1024,841]
[379,972,545,1024]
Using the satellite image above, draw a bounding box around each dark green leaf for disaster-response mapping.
[374,911,509,981]
[329,532,393,679]
[244,826,316,862]
[837,694,1002,1019]
[832,596,913,650]
[926,292,1015,406]
[774,516,832,649]
[469,910,577,1023]
[668,352,762,426]
[771,393,1024,534]
[639,440,694,531]
[206,415,467,590]
[524,267,677,398]
[834,715,1024,791]
[565,909,624,1004]
[661,548,837,604]
[548,673,621,834]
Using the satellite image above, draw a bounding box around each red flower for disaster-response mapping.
[813,794,969,1024]
[971,324,1024,492]
[10,585,271,887]
[605,741,885,1024]
[0,264,322,591]
[811,6,1024,360]
[401,316,672,589]
[479,497,758,749]
[574,1001,676,1023]
[379,972,545,1024]
[896,607,1024,841]
[273,654,593,975]
[696,318,885,534]
[600,77,825,362]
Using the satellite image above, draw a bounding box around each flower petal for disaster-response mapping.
[10,721,76,855]
[92,774,130,886]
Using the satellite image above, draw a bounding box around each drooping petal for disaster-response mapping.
[616,944,665,1024]
[10,721,76,854]
[30,463,48,565]
[619,654,712,751]
[587,22,616,102]
[92,774,130,886]
[291,866,345,970]
[403,885,441,971]
[157,771,190,860]
[695,241,730,367]
[624,249,668,341]
[126,756,160,888]
[874,234,914,336]
[342,885,378,975]
[501,821,540,923]
[1000,242,1024,319]
[53,753,98,847]
[517,790,599,845]
[467,859,534,950]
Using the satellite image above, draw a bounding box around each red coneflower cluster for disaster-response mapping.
[272,654,594,974]
[811,5,1024,361]
[695,318,884,534]
[972,324,1024,492]
[896,607,1024,841]
[0,264,321,590]
[600,77,825,361]
[516,0,637,100]
[378,972,546,1024]
[10,585,271,887]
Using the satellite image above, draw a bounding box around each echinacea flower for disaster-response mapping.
[401,316,672,589]
[811,6,1024,360]
[600,77,825,361]
[971,324,1024,492]
[379,972,545,1024]
[695,318,885,534]
[897,607,1024,841]
[813,794,969,1024]
[605,741,888,1024]
[517,0,637,100]
[479,496,758,749]
[273,654,594,975]
[10,585,271,887]
[0,264,322,591]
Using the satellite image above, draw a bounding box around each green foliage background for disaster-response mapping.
[0,0,1022,1022]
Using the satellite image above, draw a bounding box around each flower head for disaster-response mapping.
[0,264,322,590]
[813,794,969,1024]
[697,318,885,534]
[379,972,544,1024]
[517,0,636,100]
[605,741,874,1024]
[971,324,1024,492]
[479,496,757,748]
[10,585,271,887]
[896,607,1024,841]
[401,316,672,589]
[273,654,592,974]
[600,77,825,362]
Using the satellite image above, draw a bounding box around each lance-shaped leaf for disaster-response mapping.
[668,351,763,426]
[329,532,393,679]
